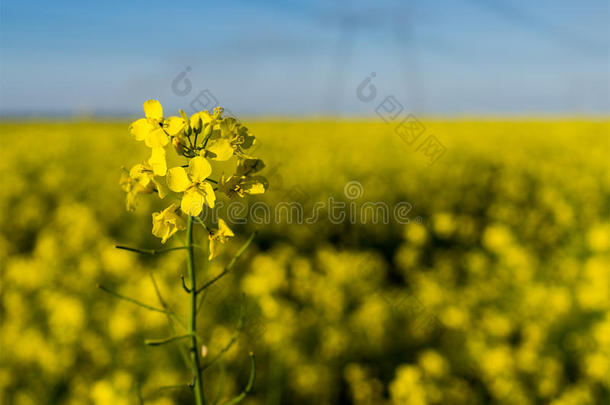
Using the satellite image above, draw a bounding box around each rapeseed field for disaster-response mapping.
[1,119,609,405]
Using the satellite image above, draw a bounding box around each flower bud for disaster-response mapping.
[173,135,187,155]
[192,116,203,133]
[202,123,213,138]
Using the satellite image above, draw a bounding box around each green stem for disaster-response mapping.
[187,216,205,405]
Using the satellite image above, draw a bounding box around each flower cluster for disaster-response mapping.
[121,100,267,258]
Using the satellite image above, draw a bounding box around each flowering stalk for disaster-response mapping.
[101,100,268,404]
[186,216,205,405]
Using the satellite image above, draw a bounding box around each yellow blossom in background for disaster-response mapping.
[1,119,609,405]
[390,365,427,405]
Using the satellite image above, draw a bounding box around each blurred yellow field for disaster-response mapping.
[1,119,609,404]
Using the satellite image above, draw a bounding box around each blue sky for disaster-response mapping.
[1,0,608,116]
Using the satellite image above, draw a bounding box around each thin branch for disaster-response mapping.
[98,283,187,330]
[145,334,193,346]
[195,232,257,295]
[219,353,256,405]
[136,384,144,405]
[196,288,208,315]
[181,274,192,293]
[201,334,240,372]
[193,216,210,233]
[195,270,228,295]
[149,272,168,308]
[115,245,189,255]
[149,272,191,367]
[98,284,169,314]
[202,298,246,372]
[213,361,228,405]
[142,384,190,401]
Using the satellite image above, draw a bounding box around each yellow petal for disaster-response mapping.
[181,190,204,216]
[218,219,234,237]
[173,212,187,231]
[166,167,191,192]
[152,203,184,243]
[206,137,234,161]
[244,182,266,195]
[200,182,216,208]
[243,176,268,195]
[189,112,202,132]
[164,116,186,136]
[179,110,192,135]
[145,127,169,148]
[126,191,138,212]
[152,211,170,242]
[119,171,131,192]
[190,111,213,129]
[129,118,153,141]
[208,238,219,260]
[152,178,168,199]
[148,147,167,176]
[188,156,212,183]
[129,164,151,188]
[143,99,163,120]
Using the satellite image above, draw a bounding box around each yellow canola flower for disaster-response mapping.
[208,218,234,260]
[219,174,267,198]
[205,116,256,161]
[190,108,220,133]
[129,100,186,148]
[119,162,167,211]
[218,157,268,198]
[166,156,216,216]
[152,203,187,243]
